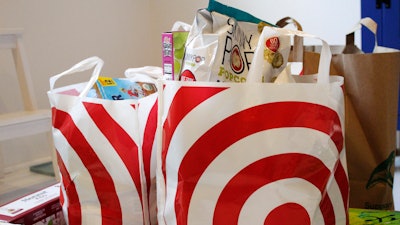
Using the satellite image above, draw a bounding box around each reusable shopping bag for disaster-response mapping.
[125,67,161,225]
[47,57,150,225]
[157,27,349,225]
[137,93,158,225]
[303,18,400,210]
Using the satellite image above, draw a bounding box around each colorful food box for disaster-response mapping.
[162,31,189,80]
[0,183,65,225]
[94,76,157,100]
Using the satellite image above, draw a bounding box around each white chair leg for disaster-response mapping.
[12,32,37,110]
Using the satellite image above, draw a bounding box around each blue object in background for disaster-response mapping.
[361,0,400,130]
[361,0,400,52]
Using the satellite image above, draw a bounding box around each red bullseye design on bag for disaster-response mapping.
[264,203,310,224]
[160,85,348,225]
[212,154,335,225]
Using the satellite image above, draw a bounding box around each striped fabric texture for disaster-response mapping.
[49,93,157,225]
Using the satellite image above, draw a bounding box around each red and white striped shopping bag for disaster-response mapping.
[138,92,158,225]
[157,81,349,225]
[48,57,149,225]
[125,67,161,225]
[157,30,349,224]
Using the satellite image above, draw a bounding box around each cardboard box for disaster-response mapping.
[162,31,189,80]
[94,76,157,100]
[0,183,65,225]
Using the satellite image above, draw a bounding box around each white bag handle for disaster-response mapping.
[348,17,377,47]
[49,56,104,97]
[346,17,398,53]
[291,31,331,84]
[171,21,192,31]
[124,66,163,84]
[247,27,331,84]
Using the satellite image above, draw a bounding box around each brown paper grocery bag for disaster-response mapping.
[303,18,400,210]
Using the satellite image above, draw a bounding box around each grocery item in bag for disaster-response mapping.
[180,9,264,82]
[94,76,157,100]
[246,26,291,83]
[162,31,189,80]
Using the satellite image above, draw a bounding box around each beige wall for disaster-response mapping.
[0,0,207,171]
[0,0,207,109]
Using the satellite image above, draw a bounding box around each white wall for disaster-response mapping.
[219,0,361,45]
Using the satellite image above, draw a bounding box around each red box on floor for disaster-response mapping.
[0,183,65,225]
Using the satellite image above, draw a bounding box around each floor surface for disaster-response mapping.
[0,166,57,205]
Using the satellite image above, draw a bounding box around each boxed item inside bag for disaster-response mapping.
[162,31,189,81]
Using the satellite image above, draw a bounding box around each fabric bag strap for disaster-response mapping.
[343,17,377,53]
[124,66,163,83]
[49,56,104,98]
[275,17,304,62]
[284,29,331,84]
[171,21,192,31]
[344,17,398,53]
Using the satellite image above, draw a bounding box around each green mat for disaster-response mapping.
[29,161,55,177]
[349,208,400,224]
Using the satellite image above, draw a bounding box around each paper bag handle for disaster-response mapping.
[275,17,304,62]
[343,17,377,53]
[49,56,104,97]
[275,17,303,31]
